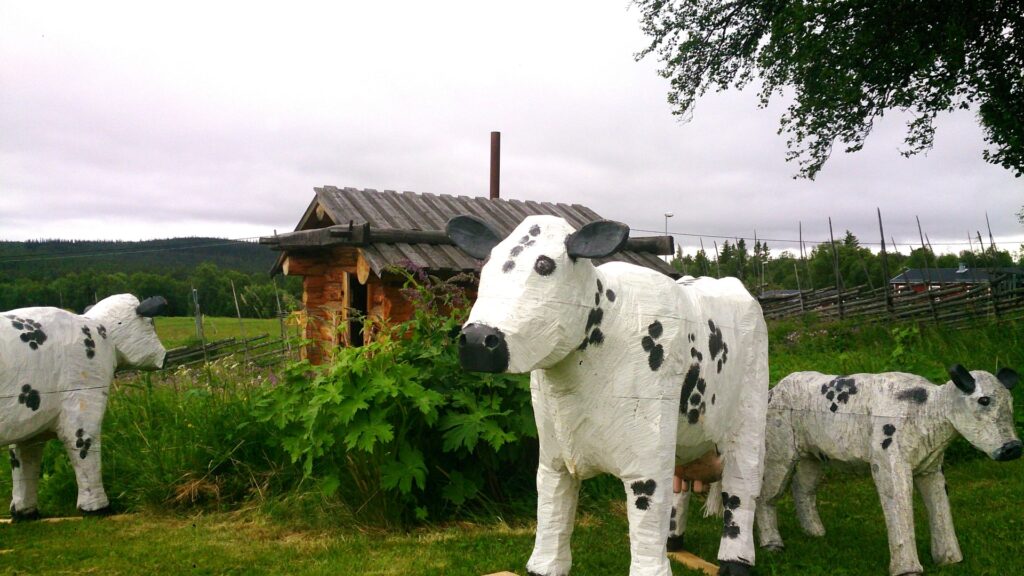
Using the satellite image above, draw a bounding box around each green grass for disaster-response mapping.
[156,316,289,348]
[2,460,1022,575]
[2,316,1023,574]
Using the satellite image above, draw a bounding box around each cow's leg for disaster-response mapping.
[667,480,691,551]
[9,440,46,520]
[915,470,962,566]
[791,458,826,537]
[871,456,922,576]
[756,411,798,551]
[57,418,110,514]
[622,467,674,576]
[525,461,581,576]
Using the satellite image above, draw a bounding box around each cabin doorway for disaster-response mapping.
[347,273,369,346]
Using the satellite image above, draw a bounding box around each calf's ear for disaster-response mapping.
[446,215,503,260]
[565,220,629,259]
[997,368,1019,390]
[948,364,976,394]
[136,296,169,318]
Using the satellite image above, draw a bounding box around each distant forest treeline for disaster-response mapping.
[671,230,1024,292]
[0,238,301,317]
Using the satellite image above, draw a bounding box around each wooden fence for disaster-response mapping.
[162,333,294,369]
[759,274,1024,325]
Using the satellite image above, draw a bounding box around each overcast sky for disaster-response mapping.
[2,1,1022,257]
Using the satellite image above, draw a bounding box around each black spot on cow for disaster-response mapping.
[519,235,530,244]
[821,377,858,413]
[596,279,603,293]
[691,347,703,362]
[896,387,928,404]
[881,423,896,450]
[9,449,19,469]
[510,245,524,257]
[529,224,541,237]
[722,491,742,538]
[579,282,607,353]
[630,479,657,510]
[688,333,695,343]
[708,320,729,373]
[7,315,47,350]
[18,384,40,411]
[605,289,616,302]
[643,321,665,371]
[534,255,556,276]
[711,394,716,405]
[680,363,707,424]
[82,326,96,359]
[97,324,107,339]
[75,428,92,459]
[502,260,515,273]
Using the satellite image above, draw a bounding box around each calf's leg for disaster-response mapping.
[871,457,922,576]
[9,440,45,520]
[914,470,962,566]
[791,458,826,537]
[526,461,581,576]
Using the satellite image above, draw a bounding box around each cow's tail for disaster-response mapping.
[702,481,724,517]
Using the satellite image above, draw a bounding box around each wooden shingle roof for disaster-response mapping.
[264,186,677,277]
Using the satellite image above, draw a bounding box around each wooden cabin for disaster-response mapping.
[261,186,676,363]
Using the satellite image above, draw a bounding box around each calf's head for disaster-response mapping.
[84,294,168,369]
[446,215,628,373]
[947,364,1021,461]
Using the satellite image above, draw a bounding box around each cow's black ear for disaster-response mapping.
[997,368,1019,390]
[565,220,629,259]
[446,215,503,260]
[136,296,168,318]
[949,364,976,394]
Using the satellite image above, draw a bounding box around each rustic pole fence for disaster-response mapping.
[828,218,844,320]
[877,208,894,317]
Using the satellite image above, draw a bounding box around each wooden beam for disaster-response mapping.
[668,551,719,575]
[283,255,327,276]
[262,224,675,256]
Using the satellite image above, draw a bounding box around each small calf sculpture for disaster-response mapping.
[2,294,168,518]
[757,365,1021,576]
[447,215,769,576]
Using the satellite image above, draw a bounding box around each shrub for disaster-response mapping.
[255,270,536,525]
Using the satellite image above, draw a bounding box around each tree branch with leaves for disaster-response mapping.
[635,0,1024,179]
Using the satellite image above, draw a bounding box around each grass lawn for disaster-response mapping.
[156,316,291,349]
[2,458,1021,575]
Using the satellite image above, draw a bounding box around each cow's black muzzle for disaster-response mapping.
[458,323,509,373]
[994,440,1023,461]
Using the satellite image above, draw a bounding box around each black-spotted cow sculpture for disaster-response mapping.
[447,215,769,576]
[758,366,1021,576]
[2,294,167,519]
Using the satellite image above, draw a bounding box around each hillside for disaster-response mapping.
[0,237,278,280]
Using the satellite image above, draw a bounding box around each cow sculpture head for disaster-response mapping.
[947,364,1022,461]
[84,294,168,369]
[447,215,628,373]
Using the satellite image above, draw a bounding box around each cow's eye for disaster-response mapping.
[978,396,991,406]
[534,255,556,276]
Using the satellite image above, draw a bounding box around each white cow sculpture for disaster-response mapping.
[757,366,1021,576]
[446,215,769,576]
[2,294,167,519]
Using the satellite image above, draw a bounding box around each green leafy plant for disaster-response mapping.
[255,269,535,525]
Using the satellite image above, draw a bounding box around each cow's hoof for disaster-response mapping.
[9,507,42,522]
[666,534,685,552]
[719,560,753,576]
[761,542,784,553]
[78,505,114,517]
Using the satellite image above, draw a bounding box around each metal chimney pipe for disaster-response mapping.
[490,131,500,199]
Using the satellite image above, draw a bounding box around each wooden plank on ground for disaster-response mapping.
[668,550,719,575]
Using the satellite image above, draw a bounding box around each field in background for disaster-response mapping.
[2,315,1023,575]
[156,316,290,349]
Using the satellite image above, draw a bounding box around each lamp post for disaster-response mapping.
[664,212,674,264]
